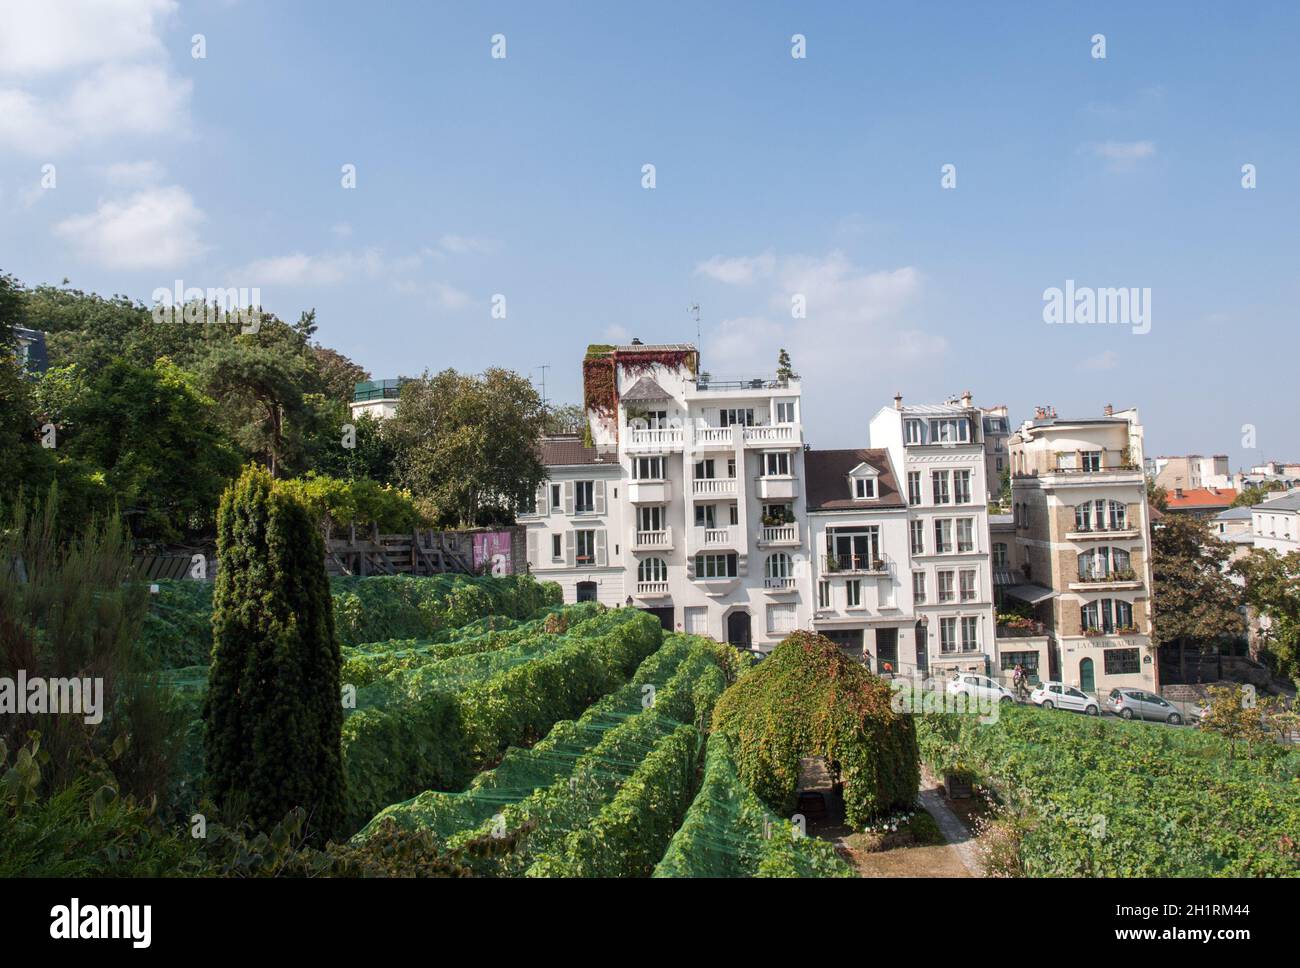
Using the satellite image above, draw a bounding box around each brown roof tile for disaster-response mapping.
[537,435,617,467]
[805,448,906,510]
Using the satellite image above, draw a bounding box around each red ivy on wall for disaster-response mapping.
[581,347,698,419]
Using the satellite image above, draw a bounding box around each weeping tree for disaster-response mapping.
[204,465,345,843]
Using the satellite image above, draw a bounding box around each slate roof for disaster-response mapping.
[804,448,905,511]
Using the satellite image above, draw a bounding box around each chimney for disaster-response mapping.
[961,390,972,408]
[1034,406,1047,419]
[631,337,643,345]
[893,393,903,410]
[1103,403,1114,416]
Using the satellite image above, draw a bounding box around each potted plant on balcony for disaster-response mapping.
[872,557,885,571]
[824,555,841,573]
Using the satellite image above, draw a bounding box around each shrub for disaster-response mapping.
[710,630,919,827]
[204,466,346,844]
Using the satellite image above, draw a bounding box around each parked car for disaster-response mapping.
[1030,681,1099,715]
[1107,688,1184,725]
[947,672,1016,706]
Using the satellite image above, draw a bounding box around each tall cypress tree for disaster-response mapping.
[204,465,346,842]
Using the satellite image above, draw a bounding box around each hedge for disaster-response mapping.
[654,732,855,878]
[711,630,919,827]
[916,703,1300,876]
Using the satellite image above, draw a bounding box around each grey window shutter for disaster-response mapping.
[594,479,606,514]
[536,483,549,515]
[596,529,607,566]
[526,529,537,565]
[564,481,574,515]
[565,530,575,566]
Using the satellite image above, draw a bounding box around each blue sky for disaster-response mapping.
[2,0,1297,467]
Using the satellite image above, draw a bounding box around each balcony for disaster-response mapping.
[627,480,670,504]
[757,522,800,547]
[1064,527,1139,541]
[625,427,684,453]
[632,527,673,551]
[635,581,670,598]
[763,576,798,593]
[824,553,891,576]
[694,524,742,550]
[743,424,800,447]
[1068,577,1143,592]
[755,476,798,500]
[691,426,737,450]
[693,477,738,498]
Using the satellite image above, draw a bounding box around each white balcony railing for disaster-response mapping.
[693,426,735,446]
[694,524,743,549]
[625,427,684,451]
[693,477,738,498]
[632,528,673,550]
[764,576,797,590]
[743,424,799,446]
[636,581,670,596]
[758,523,799,546]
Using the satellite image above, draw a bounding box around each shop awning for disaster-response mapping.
[1004,583,1055,605]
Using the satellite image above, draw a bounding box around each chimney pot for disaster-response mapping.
[961,390,972,408]
[894,393,903,410]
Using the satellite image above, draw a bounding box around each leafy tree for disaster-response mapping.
[387,368,548,527]
[204,466,346,843]
[542,402,586,435]
[312,344,369,403]
[1232,549,1300,683]
[1232,481,1285,508]
[1150,514,1244,648]
[201,337,312,477]
[37,359,240,543]
[1146,478,1168,512]
[776,348,798,382]
[0,271,25,346]
[308,409,399,483]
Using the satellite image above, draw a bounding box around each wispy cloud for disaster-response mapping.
[1077,350,1120,372]
[695,252,775,285]
[54,185,206,269]
[1087,140,1156,171]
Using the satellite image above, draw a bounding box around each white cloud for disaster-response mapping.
[238,250,386,287]
[438,233,496,254]
[331,222,353,238]
[54,185,206,269]
[0,0,189,155]
[1077,350,1120,372]
[1087,140,1156,170]
[100,159,166,185]
[0,0,176,76]
[695,252,775,285]
[700,251,944,437]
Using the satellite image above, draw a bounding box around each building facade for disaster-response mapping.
[1150,454,1232,493]
[868,394,998,679]
[522,343,812,651]
[1007,407,1158,696]
[1251,490,1300,554]
[981,404,1011,507]
[804,448,914,672]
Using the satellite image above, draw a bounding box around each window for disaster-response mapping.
[726,457,736,478]
[765,553,793,581]
[931,471,951,504]
[695,553,738,579]
[829,527,880,569]
[776,401,796,424]
[910,519,925,555]
[907,472,922,506]
[960,570,977,601]
[1056,452,1077,471]
[767,602,797,634]
[1103,647,1140,675]
[938,571,955,602]
[904,419,924,444]
[817,580,831,608]
[637,506,664,533]
[632,456,664,480]
[1082,598,1135,633]
[575,481,595,513]
[646,410,668,429]
[934,519,953,554]
[551,483,562,511]
[854,476,876,499]
[694,504,716,528]
[694,459,715,479]
[575,530,596,564]
[1111,547,1131,574]
[940,617,958,653]
[1000,651,1039,673]
[956,518,974,553]
[1081,451,1102,472]
[1108,501,1127,530]
[912,571,926,603]
[729,504,739,526]
[992,543,1008,568]
[719,408,755,427]
[846,580,862,607]
[638,557,667,583]
[929,418,970,444]
[762,503,793,523]
[763,452,791,476]
[551,533,562,560]
[1074,503,1092,532]
[961,617,979,651]
[954,470,972,504]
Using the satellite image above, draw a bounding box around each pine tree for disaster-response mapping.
[204,465,346,842]
[776,348,798,382]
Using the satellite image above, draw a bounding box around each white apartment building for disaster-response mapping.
[1251,490,1300,554]
[868,393,998,678]
[1007,407,1158,696]
[521,343,811,651]
[805,448,915,673]
[981,405,1011,506]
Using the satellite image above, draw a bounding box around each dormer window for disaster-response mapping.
[848,462,879,500]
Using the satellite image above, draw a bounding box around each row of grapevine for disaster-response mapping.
[654,732,854,878]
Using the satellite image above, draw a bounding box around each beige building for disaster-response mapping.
[1007,406,1158,696]
[1151,454,1231,493]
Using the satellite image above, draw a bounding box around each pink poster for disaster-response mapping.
[473,531,514,574]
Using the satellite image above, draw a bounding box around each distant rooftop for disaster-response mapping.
[353,378,404,403]
[537,434,618,467]
[1253,491,1300,512]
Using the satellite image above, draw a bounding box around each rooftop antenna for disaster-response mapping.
[688,303,701,350]
[535,364,550,406]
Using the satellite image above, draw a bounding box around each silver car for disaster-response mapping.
[1107,688,1184,725]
